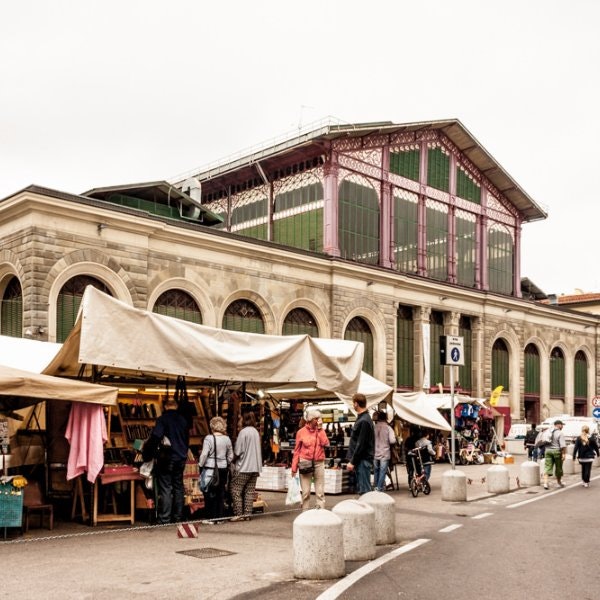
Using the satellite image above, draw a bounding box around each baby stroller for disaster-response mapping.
[407,447,431,497]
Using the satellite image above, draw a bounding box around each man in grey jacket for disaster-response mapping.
[543,419,566,490]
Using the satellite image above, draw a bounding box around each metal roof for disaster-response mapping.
[171,118,547,223]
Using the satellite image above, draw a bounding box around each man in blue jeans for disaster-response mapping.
[346,393,375,494]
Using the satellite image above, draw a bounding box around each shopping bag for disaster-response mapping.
[286,475,302,505]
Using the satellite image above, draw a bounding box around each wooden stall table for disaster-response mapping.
[92,466,144,526]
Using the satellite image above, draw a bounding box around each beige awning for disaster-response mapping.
[392,392,452,431]
[44,286,365,398]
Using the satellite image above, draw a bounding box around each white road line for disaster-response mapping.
[472,512,493,519]
[439,524,462,533]
[315,539,430,600]
[506,475,600,509]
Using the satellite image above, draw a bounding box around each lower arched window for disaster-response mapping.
[344,316,373,375]
[152,289,202,324]
[1,276,22,338]
[222,299,265,334]
[57,276,111,342]
[491,338,509,391]
[282,308,318,337]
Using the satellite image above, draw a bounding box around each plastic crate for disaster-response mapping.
[0,483,24,528]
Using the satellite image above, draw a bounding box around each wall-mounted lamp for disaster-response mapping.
[504,308,512,313]
[584,325,592,330]
[24,325,46,338]
[439,296,448,301]
[97,223,108,233]
[366,281,374,287]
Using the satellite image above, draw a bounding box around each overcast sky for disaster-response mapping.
[1,1,598,296]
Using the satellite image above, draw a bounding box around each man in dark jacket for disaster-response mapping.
[346,393,375,495]
[524,424,538,460]
[143,397,192,524]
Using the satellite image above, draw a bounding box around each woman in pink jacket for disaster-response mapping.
[291,408,330,510]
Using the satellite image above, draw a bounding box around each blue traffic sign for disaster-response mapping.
[593,407,600,419]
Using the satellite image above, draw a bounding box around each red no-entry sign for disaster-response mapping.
[593,396,600,408]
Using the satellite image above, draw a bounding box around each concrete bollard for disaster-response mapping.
[293,509,345,580]
[359,491,396,545]
[593,457,600,469]
[520,460,540,487]
[332,499,376,560]
[562,454,574,475]
[441,469,467,502]
[487,465,509,493]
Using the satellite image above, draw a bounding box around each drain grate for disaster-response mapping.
[177,547,236,560]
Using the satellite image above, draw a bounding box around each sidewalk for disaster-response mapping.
[1,454,579,600]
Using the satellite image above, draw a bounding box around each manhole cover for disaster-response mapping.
[177,547,236,560]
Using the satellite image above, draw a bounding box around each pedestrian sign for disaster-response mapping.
[439,336,464,366]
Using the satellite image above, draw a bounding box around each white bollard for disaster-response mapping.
[332,499,376,560]
[293,509,345,580]
[562,454,574,475]
[487,465,509,493]
[359,491,396,545]
[520,460,540,487]
[593,456,600,469]
[442,469,467,502]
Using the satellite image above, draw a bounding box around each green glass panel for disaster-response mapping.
[550,348,565,397]
[338,180,380,265]
[390,150,420,181]
[222,300,265,334]
[152,289,202,324]
[282,308,318,337]
[273,209,323,252]
[1,277,22,338]
[393,194,418,273]
[426,205,448,281]
[456,169,481,204]
[456,215,476,287]
[488,228,514,295]
[458,317,472,392]
[235,224,268,241]
[274,182,323,211]
[427,148,450,191]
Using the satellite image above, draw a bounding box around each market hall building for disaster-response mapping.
[0,119,597,427]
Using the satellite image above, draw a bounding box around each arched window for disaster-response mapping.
[222,299,264,334]
[574,350,588,416]
[338,178,380,265]
[152,289,202,324]
[1,276,22,338]
[344,317,374,376]
[524,344,541,423]
[396,305,414,389]
[57,275,111,342]
[282,308,318,337]
[491,338,509,391]
[550,347,565,398]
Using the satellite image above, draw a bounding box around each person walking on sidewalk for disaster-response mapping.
[571,425,599,488]
[543,419,566,490]
[230,411,263,521]
[291,408,329,510]
[415,431,436,481]
[524,423,538,460]
[373,411,396,491]
[346,393,375,495]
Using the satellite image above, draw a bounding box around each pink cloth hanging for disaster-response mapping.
[65,402,107,483]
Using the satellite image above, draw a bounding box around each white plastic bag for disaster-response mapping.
[286,475,302,505]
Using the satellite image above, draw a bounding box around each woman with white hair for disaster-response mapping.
[291,408,330,510]
[572,425,599,488]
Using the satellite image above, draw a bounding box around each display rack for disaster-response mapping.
[0,482,23,538]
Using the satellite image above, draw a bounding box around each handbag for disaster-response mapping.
[298,459,314,475]
[201,435,221,492]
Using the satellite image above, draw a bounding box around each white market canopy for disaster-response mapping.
[44,286,365,398]
[0,363,118,412]
[0,334,62,373]
[392,392,452,431]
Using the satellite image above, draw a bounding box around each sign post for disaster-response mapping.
[440,336,464,470]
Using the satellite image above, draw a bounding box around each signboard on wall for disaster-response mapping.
[0,418,9,455]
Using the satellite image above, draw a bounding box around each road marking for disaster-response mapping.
[506,476,600,509]
[439,524,462,533]
[315,539,430,600]
[472,512,493,519]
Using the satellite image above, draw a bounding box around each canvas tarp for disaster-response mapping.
[0,364,118,412]
[44,287,365,397]
[391,392,452,431]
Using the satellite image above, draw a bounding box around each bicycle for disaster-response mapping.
[407,450,431,497]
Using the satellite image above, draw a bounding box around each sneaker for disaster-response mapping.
[543,484,549,490]
[584,483,589,488]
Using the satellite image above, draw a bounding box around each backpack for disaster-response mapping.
[535,428,553,448]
